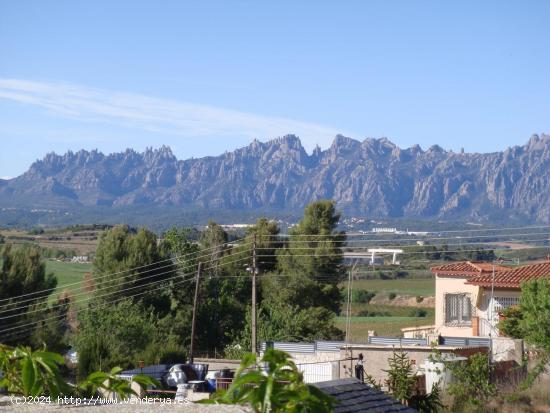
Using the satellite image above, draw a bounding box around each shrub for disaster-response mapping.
[388,292,397,300]
[409,309,428,317]
[384,349,445,411]
[416,295,424,303]
[445,352,495,411]
[357,310,391,317]
[354,289,376,304]
[0,344,158,399]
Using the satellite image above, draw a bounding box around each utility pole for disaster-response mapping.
[189,262,202,364]
[251,234,258,355]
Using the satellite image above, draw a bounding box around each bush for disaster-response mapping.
[416,295,424,303]
[353,289,376,304]
[75,299,160,378]
[388,292,397,300]
[409,309,428,317]
[445,352,495,411]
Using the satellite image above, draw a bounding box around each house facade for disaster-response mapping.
[430,261,550,338]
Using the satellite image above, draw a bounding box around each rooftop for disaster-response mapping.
[430,261,510,277]
[467,261,550,288]
[316,378,415,413]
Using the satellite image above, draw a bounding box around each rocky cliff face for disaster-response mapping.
[2,134,550,222]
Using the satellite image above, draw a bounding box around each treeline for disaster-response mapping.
[0,200,346,378]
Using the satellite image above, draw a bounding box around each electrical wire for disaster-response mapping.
[0,238,252,307]
[0,247,253,316]
[0,253,253,334]
[0,254,254,339]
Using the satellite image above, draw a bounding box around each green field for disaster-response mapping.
[336,314,435,339]
[46,260,93,302]
[344,278,435,297]
[348,303,434,318]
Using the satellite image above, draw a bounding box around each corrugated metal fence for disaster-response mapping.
[260,340,345,353]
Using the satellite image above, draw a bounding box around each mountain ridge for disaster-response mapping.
[2,133,550,223]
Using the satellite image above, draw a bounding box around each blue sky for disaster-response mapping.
[1,1,549,178]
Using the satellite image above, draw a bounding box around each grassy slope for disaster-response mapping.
[46,260,93,302]
[336,277,436,338]
[335,314,435,339]
[345,278,435,297]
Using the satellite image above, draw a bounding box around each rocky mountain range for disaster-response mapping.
[2,134,550,224]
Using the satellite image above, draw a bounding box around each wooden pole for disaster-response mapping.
[189,262,202,363]
[251,234,257,355]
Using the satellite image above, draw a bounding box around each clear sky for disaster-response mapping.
[1,1,549,178]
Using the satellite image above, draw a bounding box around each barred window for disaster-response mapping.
[445,294,472,325]
[493,297,520,312]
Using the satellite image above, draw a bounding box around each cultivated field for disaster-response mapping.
[344,278,435,297]
[335,314,435,339]
[46,260,93,304]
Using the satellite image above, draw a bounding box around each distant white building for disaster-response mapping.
[371,227,397,233]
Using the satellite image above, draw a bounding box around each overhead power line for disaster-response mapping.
[0,245,252,315]
[0,238,251,307]
[0,254,253,339]
[0,252,252,327]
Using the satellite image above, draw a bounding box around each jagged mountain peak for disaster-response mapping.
[2,133,550,223]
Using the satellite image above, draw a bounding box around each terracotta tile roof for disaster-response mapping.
[430,261,510,277]
[467,262,550,288]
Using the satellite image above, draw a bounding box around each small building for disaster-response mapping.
[430,261,510,337]
[408,261,550,339]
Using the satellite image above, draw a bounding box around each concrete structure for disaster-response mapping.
[340,343,488,387]
[401,325,435,339]
[367,248,404,265]
[259,341,343,383]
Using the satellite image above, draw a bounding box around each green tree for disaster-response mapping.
[273,200,345,314]
[0,244,57,345]
[75,299,173,377]
[253,201,345,343]
[194,222,252,353]
[493,279,550,386]
[445,352,495,412]
[239,303,342,348]
[30,292,73,353]
[385,349,444,412]
[516,278,550,385]
[162,223,252,356]
[497,306,524,339]
[93,225,172,309]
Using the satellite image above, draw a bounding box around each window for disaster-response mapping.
[488,296,520,326]
[445,294,472,325]
[493,296,520,312]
